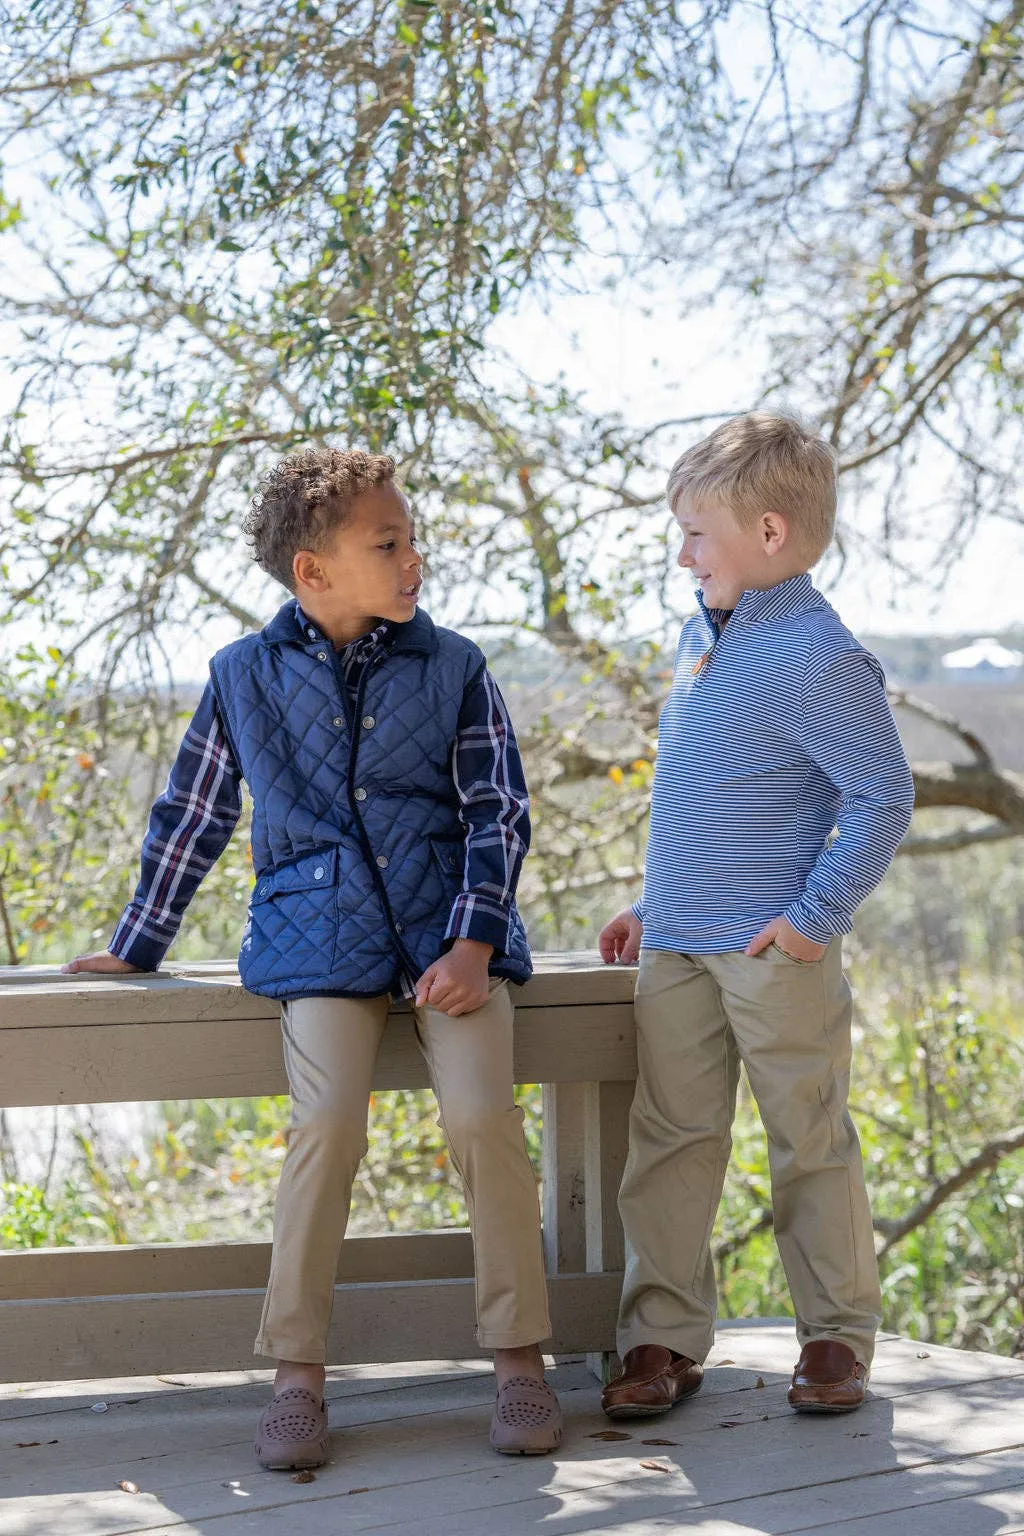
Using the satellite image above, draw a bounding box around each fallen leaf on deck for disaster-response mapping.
[15,1442,40,1449]
[755,1376,765,1388]
[348,1486,369,1495]
[157,1376,190,1386]
[90,1402,109,1414]
[639,1459,671,1473]
[715,1358,735,1365]
[118,1480,140,1495]
[291,1470,316,1484]
[641,1438,677,1446]
[916,1350,930,1359]
[718,1419,743,1428]
[589,1429,632,1441]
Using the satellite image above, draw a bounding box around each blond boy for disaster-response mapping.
[599,413,914,1417]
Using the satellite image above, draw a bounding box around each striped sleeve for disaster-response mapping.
[784,649,915,943]
[444,663,531,955]
[109,683,244,969]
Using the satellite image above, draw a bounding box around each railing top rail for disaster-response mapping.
[0,952,636,1031]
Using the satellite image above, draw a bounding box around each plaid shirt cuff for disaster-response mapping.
[108,911,175,971]
[443,892,511,954]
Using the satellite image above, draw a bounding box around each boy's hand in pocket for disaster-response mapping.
[415,938,494,1016]
[745,915,827,963]
[599,908,642,965]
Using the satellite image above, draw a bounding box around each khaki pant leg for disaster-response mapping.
[616,950,739,1364]
[414,981,552,1350]
[707,943,881,1367]
[255,993,389,1364]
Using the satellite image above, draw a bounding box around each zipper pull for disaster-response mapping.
[691,648,713,677]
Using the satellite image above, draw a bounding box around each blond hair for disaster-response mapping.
[667,413,837,562]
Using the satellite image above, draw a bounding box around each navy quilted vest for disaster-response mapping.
[208,602,532,999]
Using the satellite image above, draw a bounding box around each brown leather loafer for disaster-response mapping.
[788,1340,868,1413]
[601,1344,704,1420]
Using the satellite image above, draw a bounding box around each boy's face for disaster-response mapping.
[293,482,423,643]
[674,493,787,611]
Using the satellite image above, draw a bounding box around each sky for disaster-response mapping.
[490,278,1024,641]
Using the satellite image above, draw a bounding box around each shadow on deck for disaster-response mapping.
[3,1323,1024,1536]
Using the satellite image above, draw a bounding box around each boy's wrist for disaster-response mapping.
[450,937,494,960]
[781,900,843,946]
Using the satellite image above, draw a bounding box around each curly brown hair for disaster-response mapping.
[243,447,398,591]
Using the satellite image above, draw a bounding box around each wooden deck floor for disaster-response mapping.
[2,1322,1023,1536]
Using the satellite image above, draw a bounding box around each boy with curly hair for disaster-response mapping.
[64,448,562,1464]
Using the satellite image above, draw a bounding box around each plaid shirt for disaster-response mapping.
[110,610,530,988]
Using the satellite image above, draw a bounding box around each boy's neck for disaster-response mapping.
[297,596,385,650]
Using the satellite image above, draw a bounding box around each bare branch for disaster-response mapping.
[889,689,995,769]
[875,1126,1024,1255]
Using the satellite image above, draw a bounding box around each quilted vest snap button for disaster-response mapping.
[362,714,376,729]
[316,650,328,662]
[313,866,325,880]
[332,716,344,727]
[354,787,367,801]
[394,921,405,935]
[376,854,389,869]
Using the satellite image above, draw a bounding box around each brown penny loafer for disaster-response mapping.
[788,1340,868,1413]
[601,1344,704,1420]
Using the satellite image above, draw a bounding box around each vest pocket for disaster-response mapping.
[251,846,338,904]
[240,847,342,993]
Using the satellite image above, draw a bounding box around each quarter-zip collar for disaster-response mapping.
[696,572,821,639]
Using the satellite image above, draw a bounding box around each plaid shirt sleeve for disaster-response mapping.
[109,683,244,970]
[444,663,531,955]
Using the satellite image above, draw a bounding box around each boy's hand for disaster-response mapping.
[415,938,493,1017]
[61,951,143,975]
[745,916,827,964]
[599,908,643,965]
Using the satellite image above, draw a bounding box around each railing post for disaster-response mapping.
[541,1082,587,1277]
[583,1079,632,1383]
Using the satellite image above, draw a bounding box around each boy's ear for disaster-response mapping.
[293,549,326,590]
[760,510,789,556]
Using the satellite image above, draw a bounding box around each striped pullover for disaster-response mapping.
[633,573,915,952]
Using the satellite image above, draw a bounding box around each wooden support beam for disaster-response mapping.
[0,1272,623,1382]
[0,1005,636,1108]
[583,1079,633,1382]
[0,1230,476,1301]
[541,1082,587,1276]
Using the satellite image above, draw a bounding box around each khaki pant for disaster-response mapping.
[255,981,552,1363]
[617,943,881,1367]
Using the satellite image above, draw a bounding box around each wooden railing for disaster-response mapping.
[0,955,637,1382]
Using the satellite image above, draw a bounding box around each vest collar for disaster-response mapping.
[696,572,822,633]
[261,600,437,656]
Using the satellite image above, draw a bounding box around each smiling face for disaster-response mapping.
[292,482,423,647]
[674,492,791,612]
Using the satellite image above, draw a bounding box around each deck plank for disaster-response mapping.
[2,1330,1023,1536]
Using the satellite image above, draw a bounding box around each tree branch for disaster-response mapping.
[875,1126,1024,1256]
